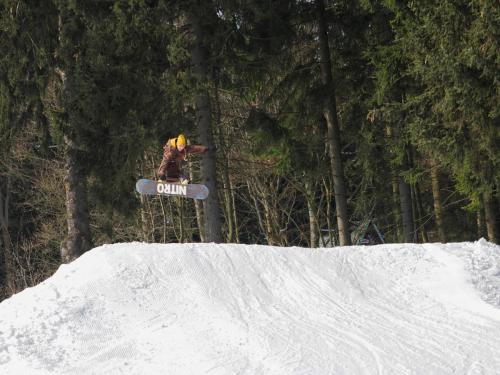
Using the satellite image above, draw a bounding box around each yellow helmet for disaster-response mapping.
[176,134,186,148]
[167,134,187,148]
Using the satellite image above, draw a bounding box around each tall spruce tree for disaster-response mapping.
[52,1,175,259]
[187,2,223,243]
[0,0,59,290]
[379,0,500,243]
[315,0,351,245]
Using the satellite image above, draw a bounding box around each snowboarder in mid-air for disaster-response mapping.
[157,134,207,184]
[135,134,210,199]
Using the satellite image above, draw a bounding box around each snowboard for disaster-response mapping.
[135,179,209,200]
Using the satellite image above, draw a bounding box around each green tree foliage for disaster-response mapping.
[367,0,500,241]
[394,0,499,203]
[52,1,175,211]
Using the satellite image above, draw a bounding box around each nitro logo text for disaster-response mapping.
[157,183,187,196]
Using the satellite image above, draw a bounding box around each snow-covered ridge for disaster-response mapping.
[1,241,500,374]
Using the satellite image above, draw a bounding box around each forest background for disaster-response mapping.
[1,0,499,300]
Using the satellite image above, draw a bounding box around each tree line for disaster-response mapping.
[1,0,498,300]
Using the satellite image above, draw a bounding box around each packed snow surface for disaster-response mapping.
[1,240,500,375]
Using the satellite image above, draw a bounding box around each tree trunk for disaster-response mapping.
[138,154,153,242]
[477,206,485,239]
[177,198,186,243]
[305,181,319,248]
[214,74,235,243]
[139,194,151,242]
[188,158,205,242]
[414,183,428,243]
[60,136,92,263]
[384,125,403,242]
[483,191,498,244]
[189,7,223,243]
[230,178,240,243]
[322,177,336,246]
[0,177,14,298]
[399,175,415,243]
[430,162,447,242]
[392,170,403,242]
[220,156,235,242]
[56,10,92,262]
[396,145,415,243]
[254,181,278,246]
[263,202,277,246]
[315,0,351,246]
[248,178,284,246]
[249,185,266,243]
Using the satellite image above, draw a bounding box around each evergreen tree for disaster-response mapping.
[380,0,500,243]
[0,0,59,294]
[186,1,223,242]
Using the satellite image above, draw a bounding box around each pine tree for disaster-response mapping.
[0,0,60,293]
[187,1,223,242]
[382,0,500,243]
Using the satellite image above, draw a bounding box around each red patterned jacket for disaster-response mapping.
[157,144,207,179]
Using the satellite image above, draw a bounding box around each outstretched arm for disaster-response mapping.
[185,145,208,154]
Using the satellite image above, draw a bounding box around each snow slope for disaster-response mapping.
[1,240,500,375]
